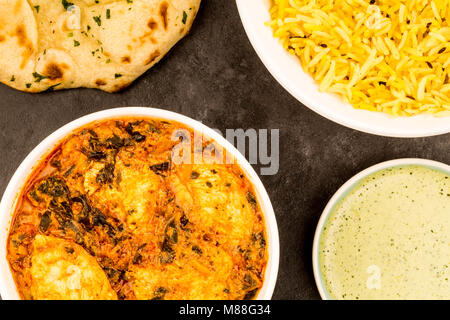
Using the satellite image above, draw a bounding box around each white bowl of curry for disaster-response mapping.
[0,107,279,300]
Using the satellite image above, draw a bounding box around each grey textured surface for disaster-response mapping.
[0,0,449,300]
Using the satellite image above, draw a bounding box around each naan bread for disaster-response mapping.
[30,234,118,300]
[0,0,200,92]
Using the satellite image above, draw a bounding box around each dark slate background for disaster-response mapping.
[0,1,449,300]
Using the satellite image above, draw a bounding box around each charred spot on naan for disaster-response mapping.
[43,63,68,81]
[145,50,160,66]
[137,31,158,46]
[95,79,107,86]
[15,26,34,69]
[159,1,169,30]
[148,19,158,30]
[121,56,131,64]
[15,25,28,47]
[0,35,5,42]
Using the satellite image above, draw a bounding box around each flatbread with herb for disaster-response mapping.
[0,0,200,93]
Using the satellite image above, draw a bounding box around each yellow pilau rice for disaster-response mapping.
[268,0,450,116]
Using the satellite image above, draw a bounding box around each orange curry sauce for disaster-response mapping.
[7,118,268,300]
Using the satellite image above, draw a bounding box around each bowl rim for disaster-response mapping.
[0,107,280,300]
[312,158,450,300]
[235,0,450,138]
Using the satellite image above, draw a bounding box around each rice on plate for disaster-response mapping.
[268,0,450,116]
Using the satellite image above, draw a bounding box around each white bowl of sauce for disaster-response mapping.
[313,159,450,300]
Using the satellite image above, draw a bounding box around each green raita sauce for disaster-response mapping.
[319,165,450,300]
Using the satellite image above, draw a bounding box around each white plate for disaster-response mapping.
[236,0,450,138]
[312,158,450,299]
[0,107,280,300]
